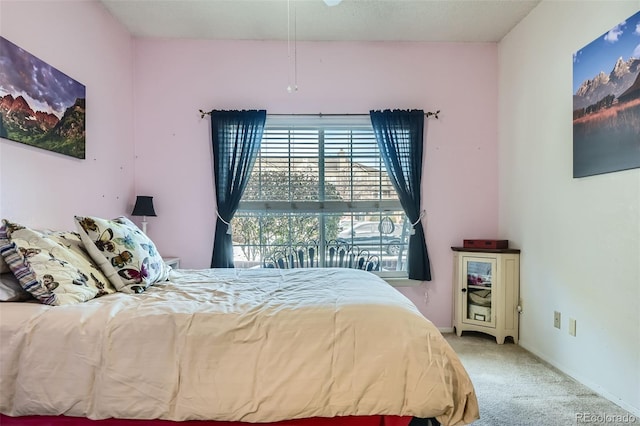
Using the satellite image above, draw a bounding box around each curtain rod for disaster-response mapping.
[199,110,440,119]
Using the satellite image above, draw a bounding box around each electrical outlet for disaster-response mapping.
[554,311,561,329]
[569,318,576,336]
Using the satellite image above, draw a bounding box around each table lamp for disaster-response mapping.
[131,196,156,234]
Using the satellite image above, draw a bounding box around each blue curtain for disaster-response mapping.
[210,110,266,268]
[369,109,431,281]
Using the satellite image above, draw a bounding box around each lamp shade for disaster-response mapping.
[131,196,157,217]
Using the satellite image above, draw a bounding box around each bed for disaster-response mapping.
[0,217,479,426]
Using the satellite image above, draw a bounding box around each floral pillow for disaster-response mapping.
[74,216,170,294]
[0,220,116,305]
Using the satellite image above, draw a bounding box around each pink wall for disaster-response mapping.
[0,1,135,231]
[0,1,499,327]
[133,39,499,327]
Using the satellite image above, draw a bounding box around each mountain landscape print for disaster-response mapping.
[0,36,85,159]
[573,10,640,178]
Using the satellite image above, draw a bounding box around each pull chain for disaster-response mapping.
[286,0,298,93]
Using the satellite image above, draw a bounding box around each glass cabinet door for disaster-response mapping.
[462,256,496,327]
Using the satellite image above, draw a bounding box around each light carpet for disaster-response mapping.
[443,332,637,426]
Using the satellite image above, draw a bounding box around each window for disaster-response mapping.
[233,115,409,275]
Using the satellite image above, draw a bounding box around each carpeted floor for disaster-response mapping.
[443,332,637,426]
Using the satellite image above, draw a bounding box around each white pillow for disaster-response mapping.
[0,273,32,302]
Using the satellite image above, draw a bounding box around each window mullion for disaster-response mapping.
[318,129,326,267]
[349,130,354,206]
[287,129,293,249]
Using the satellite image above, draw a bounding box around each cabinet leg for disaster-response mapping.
[455,327,462,337]
[498,335,518,344]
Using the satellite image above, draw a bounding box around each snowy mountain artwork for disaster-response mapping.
[573,10,640,178]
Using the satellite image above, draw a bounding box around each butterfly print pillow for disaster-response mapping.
[74,216,170,294]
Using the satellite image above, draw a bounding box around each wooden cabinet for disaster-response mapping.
[452,247,520,344]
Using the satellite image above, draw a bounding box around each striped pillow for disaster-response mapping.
[0,220,115,305]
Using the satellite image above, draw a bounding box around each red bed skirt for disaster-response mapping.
[0,414,413,426]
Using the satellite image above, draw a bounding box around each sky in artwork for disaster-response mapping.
[573,10,640,94]
[0,36,85,119]
[573,12,640,94]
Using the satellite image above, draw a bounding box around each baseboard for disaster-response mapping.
[438,327,454,334]
[519,342,640,418]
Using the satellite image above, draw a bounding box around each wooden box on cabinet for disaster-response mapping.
[451,247,520,344]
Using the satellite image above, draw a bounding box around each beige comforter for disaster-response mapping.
[0,268,478,425]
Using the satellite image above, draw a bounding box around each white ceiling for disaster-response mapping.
[99,0,541,43]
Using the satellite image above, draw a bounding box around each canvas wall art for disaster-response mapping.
[0,36,86,159]
[572,11,640,178]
